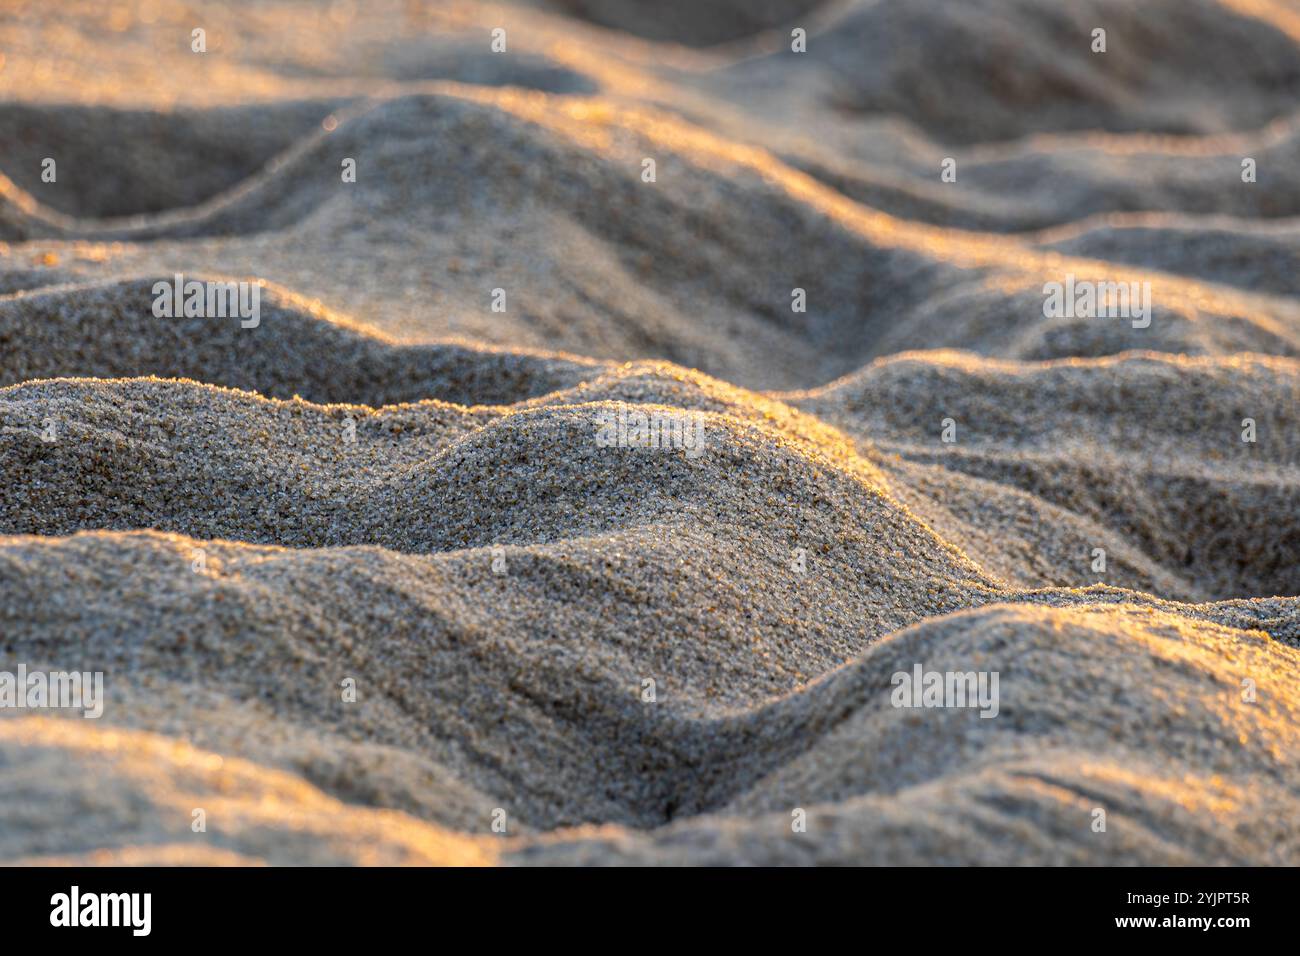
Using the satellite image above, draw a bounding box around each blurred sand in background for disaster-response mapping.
[0,0,1298,864]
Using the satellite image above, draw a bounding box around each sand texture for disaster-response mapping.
[0,0,1298,865]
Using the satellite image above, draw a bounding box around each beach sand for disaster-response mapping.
[0,0,1298,865]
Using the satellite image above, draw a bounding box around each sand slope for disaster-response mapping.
[1,0,1298,865]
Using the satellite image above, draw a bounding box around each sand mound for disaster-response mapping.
[3,584,1296,862]
[0,278,599,405]
[2,0,1298,866]
[0,102,340,220]
[796,352,1300,599]
[1041,219,1300,296]
[3,87,1297,386]
[761,0,1300,143]
[786,124,1300,233]
[519,602,1300,864]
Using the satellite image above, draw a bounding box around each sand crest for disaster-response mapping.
[0,0,1297,865]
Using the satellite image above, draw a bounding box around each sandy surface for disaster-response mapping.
[0,0,1298,865]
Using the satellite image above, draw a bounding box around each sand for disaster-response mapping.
[0,0,1297,865]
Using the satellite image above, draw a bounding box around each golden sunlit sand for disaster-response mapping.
[0,0,1297,865]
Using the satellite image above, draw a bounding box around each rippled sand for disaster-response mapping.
[1,0,1297,865]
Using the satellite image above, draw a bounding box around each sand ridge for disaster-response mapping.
[0,0,1298,865]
